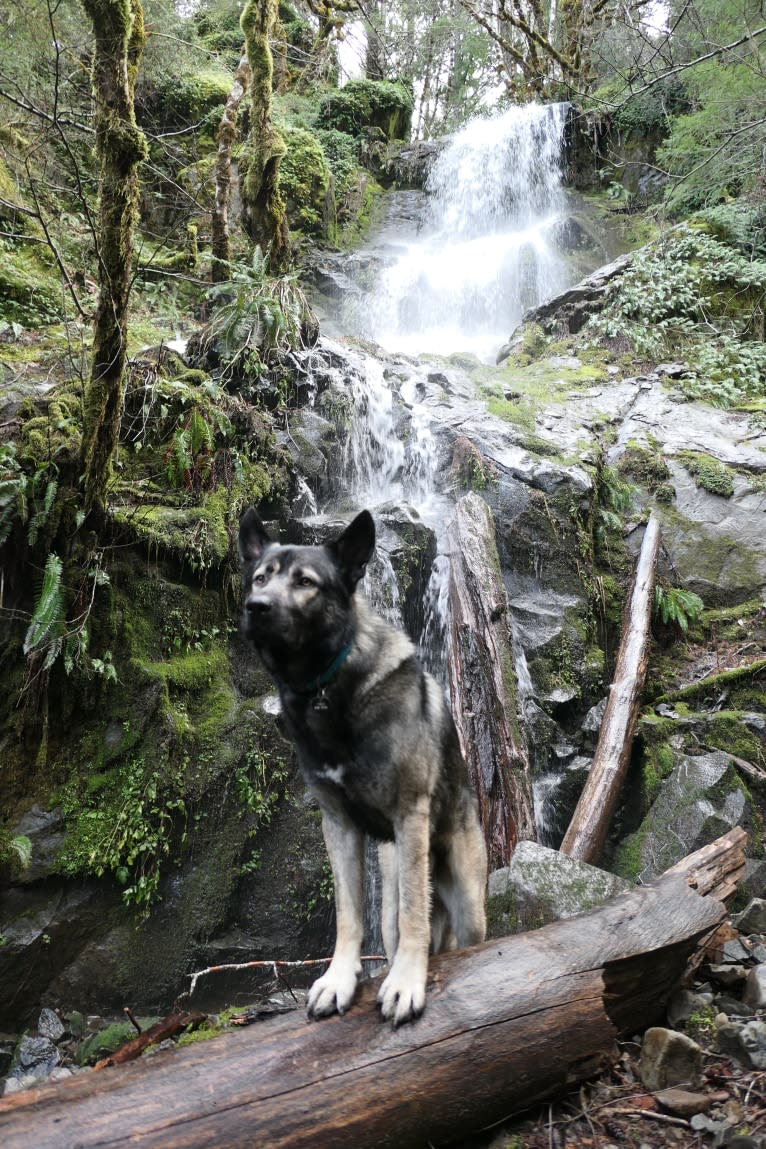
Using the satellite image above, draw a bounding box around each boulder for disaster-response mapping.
[486,840,629,935]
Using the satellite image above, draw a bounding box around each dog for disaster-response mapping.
[238,507,487,1025]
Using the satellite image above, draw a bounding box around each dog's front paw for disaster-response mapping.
[307,961,359,1019]
[377,955,427,1026]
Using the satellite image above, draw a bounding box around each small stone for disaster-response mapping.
[744,965,766,1009]
[735,899,766,934]
[38,1008,65,1044]
[737,1020,766,1069]
[708,963,747,987]
[15,1035,60,1078]
[716,995,754,1017]
[721,938,751,964]
[2,1077,23,1096]
[640,1027,702,1091]
[751,944,766,964]
[49,1067,73,1082]
[655,1088,710,1117]
[716,1020,744,1058]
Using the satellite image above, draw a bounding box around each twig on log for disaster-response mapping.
[561,513,661,863]
[181,955,386,1001]
[93,1011,207,1071]
[123,1007,142,1035]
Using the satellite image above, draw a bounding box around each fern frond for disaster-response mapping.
[24,552,65,654]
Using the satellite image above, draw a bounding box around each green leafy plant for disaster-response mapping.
[201,249,318,385]
[58,756,187,913]
[586,226,766,406]
[654,585,705,633]
[0,443,58,547]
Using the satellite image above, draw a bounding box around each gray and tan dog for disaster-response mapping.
[239,507,487,1025]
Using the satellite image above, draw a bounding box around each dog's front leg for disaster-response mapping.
[377,795,430,1026]
[307,811,364,1019]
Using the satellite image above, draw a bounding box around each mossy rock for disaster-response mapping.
[316,79,412,143]
[278,127,334,239]
[142,68,232,130]
[678,451,735,498]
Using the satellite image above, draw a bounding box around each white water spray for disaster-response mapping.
[365,104,571,361]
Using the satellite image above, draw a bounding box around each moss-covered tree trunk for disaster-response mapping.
[239,0,289,271]
[211,51,251,283]
[79,0,148,519]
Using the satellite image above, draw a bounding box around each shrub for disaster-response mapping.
[316,79,412,141]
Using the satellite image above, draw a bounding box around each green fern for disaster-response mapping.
[654,585,705,633]
[24,552,65,655]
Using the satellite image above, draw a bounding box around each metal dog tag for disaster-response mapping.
[312,688,329,712]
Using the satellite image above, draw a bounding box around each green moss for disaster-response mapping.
[619,439,671,493]
[316,79,412,142]
[146,647,230,692]
[19,383,83,466]
[678,451,735,498]
[278,127,332,238]
[148,68,232,129]
[0,243,63,327]
[657,659,766,705]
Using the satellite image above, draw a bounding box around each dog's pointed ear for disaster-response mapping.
[239,507,272,564]
[329,510,375,590]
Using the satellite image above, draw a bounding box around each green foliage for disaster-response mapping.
[658,60,766,215]
[613,78,688,137]
[654,585,705,633]
[587,226,766,405]
[234,750,287,824]
[22,550,116,682]
[696,202,766,260]
[316,79,413,141]
[24,552,65,663]
[0,832,33,875]
[202,248,317,382]
[58,755,186,912]
[143,68,232,130]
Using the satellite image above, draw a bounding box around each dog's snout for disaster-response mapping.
[246,595,271,616]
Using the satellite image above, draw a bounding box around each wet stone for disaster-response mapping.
[738,1021,766,1070]
[721,938,751,964]
[708,963,748,987]
[667,988,714,1029]
[38,1007,65,1043]
[639,1027,702,1091]
[15,1034,60,1078]
[716,995,755,1018]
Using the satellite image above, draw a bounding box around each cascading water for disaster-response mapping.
[357,103,572,362]
[301,104,575,925]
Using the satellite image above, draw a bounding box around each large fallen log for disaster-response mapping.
[561,512,662,863]
[447,492,536,867]
[0,828,746,1149]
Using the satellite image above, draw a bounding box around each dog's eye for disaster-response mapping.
[297,575,315,588]
[253,573,266,585]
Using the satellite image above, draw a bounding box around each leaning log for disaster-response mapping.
[447,492,536,867]
[0,828,746,1149]
[561,512,662,864]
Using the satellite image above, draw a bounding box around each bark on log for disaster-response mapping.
[561,512,662,864]
[447,492,536,868]
[0,828,745,1149]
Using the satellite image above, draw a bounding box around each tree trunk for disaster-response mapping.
[560,512,662,863]
[79,0,148,519]
[0,829,746,1149]
[447,492,536,867]
[364,0,386,80]
[239,0,289,270]
[211,51,250,283]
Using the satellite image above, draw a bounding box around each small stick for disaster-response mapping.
[182,955,386,1001]
[123,1006,142,1034]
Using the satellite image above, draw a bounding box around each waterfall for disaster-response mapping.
[362,103,571,362]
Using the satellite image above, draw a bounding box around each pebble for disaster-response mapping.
[655,1087,710,1116]
[743,965,766,1009]
[639,1027,702,1091]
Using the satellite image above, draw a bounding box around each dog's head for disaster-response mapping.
[238,508,375,653]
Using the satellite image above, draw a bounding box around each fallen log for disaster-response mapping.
[561,512,661,863]
[0,828,746,1149]
[447,492,536,867]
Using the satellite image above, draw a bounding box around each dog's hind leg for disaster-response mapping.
[307,812,365,1019]
[377,795,431,1026]
[378,840,399,964]
[439,817,487,949]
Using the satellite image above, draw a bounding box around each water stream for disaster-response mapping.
[306,104,576,913]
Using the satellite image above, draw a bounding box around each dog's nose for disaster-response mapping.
[246,596,271,615]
